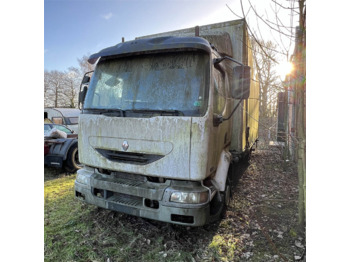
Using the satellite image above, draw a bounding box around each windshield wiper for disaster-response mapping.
[84,108,125,117]
[129,109,184,116]
[84,108,185,117]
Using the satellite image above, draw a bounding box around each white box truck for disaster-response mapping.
[75,19,259,226]
[44,108,80,134]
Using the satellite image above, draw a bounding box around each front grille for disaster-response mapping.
[95,148,164,165]
[109,192,143,207]
[92,187,143,207]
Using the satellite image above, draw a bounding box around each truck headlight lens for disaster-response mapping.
[75,171,91,185]
[76,173,87,184]
[170,191,208,204]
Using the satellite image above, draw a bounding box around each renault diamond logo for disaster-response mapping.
[122,140,129,151]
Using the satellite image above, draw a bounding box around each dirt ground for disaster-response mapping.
[45,145,306,261]
[228,146,306,261]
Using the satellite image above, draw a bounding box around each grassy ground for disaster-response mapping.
[44,173,223,262]
[44,147,305,262]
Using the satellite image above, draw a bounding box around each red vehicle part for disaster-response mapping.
[44,143,50,156]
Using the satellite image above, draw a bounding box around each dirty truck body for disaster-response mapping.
[75,19,259,226]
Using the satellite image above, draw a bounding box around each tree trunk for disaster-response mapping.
[295,0,306,228]
[296,86,306,228]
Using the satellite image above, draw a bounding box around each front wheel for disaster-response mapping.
[209,178,231,222]
[65,143,82,173]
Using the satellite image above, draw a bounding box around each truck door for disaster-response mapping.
[211,67,229,166]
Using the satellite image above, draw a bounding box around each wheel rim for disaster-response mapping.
[73,148,82,169]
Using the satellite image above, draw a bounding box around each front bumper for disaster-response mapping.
[74,168,210,226]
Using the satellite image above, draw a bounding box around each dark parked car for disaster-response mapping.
[44,124,81,172]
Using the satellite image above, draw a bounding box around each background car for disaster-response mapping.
[44,123,81,172]
[44,123,75,136]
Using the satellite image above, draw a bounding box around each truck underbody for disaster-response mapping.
[75,168,211,226]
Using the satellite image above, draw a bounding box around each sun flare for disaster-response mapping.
[277,61,294,79]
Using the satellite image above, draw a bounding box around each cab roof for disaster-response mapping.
[88,36,212,64]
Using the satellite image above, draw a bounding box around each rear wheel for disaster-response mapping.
[65,143,82,173]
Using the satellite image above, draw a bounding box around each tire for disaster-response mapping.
[65,143,82,173]
[209,178,231,222]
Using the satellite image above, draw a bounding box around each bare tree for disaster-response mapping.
[227,0,306,227]
[44,70,54,107]
[44,70,66,107]
[252,39,283,118]
[44,53,96,108]
[77,54,95,74]
[60,67,81,108]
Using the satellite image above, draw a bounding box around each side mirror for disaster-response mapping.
[82,75,90,85]
[78,71,93,109]
[213,114,223,127]
[231,65,251,99]
[78,86,88,109]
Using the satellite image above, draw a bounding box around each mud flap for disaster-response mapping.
[212,149,232,191]
[44,155,63,168]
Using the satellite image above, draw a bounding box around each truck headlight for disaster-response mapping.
[170,191,208,204]
[76,172,89,185]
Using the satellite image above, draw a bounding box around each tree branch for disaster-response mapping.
[270,0,300,14]
[239,0,279,63]
[247,0,295,39]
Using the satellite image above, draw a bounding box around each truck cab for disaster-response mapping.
[75,21,258,226]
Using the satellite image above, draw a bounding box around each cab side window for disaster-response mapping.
[213,69,226,114]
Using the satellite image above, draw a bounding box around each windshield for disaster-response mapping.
[84,52,209,116]
[67,117,79,124]
[44,124,73,135]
